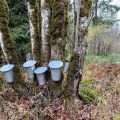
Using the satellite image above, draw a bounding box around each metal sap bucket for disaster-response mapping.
[0,64,14,83]
[49,60,63,81]
[34,67,47,86]
[23,60,36,79]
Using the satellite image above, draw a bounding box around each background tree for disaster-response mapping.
[93,0,98,25]
[7,0,29,62]
[92,0,120,25]
[90,0,120,55]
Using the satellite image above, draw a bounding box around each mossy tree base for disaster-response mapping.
[8,79,43,97]
[49,80,63,99]
[63,52,81,99]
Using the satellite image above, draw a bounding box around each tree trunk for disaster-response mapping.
[0,0,22,82]
[27,0,41,65]
[92,0,99,54]
[93,0,98,25]
[49,0,68,98]
[0,0,27,96]
[64,0,92,101]
[74,0,81,50]
[0,46,5,66]
[66,0,75,55]
[41,0,50,66]
[50,0,67,60]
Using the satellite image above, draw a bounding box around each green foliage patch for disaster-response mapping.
[79,79,101,104]
[85,54,120,64]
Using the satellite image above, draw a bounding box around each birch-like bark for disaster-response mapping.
[0,32,8,63]
[74,0,81,50]
[66,0,75,55]
[27,0,41,65]
[41,0,50,66]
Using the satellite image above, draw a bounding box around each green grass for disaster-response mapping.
[85,53,120,64]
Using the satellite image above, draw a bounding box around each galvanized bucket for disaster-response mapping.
[49,60,63,81]
[34,67,47,85]
[23,60,36,79]
[0,64,14,83]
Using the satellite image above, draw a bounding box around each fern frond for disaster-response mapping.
[79,86,101,104]
[79,90,92,104]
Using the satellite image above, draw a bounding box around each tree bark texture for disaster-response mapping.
[64,0,92,100]
[41,0,50,66]
[27,0,41,65]
[49,0,68,98]
[49,0,67,60]
[66,0,75,55]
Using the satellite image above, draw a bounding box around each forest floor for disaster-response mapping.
[0,62,120,120]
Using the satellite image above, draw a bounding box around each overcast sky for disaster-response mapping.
[112,0,120,19]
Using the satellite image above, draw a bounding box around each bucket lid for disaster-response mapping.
[0,64,14,72]
[49,60,63,69]
[23,60,36,68]
[34,67,47,74]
